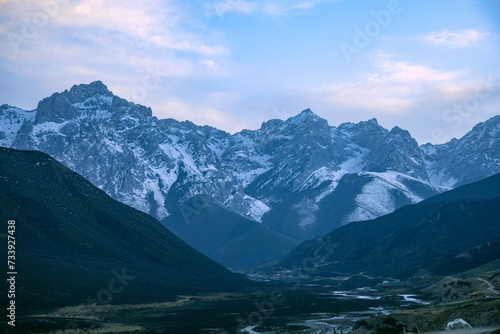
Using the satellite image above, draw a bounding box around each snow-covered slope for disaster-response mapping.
[8,82,267,222]
[1,81,499,257]
[421,115,500,187]
[346,171,446,222]
[0,105,36,147]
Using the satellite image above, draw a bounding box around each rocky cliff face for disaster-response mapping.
[1,81,498,248]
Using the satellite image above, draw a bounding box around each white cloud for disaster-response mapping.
[205,0,257,16]
[0,0,229,57]
[272,59,500,145]
[0,0,236,115]
[0,0,232,81]
[424,29,489,48]
[205,0,335,17]
[303,60,466,114]
[52,0,228,55]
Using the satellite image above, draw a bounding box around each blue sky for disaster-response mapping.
[1,0,499,144]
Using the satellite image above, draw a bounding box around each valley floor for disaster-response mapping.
[3,278,432,333]
[5,273,499,334]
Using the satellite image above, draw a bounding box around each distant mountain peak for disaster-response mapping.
[0,104,17,113]
[31,81,155,124]
[337,118,383,134]
[338,118,380,131]
[32,84,107,124]
[68,80,113,98]
[421,114,500,187]
[470,114,500,135]
[288,108,328,126]
[390,125,411,137]
[300,108,314,115]
[2,81,499,268]
[296,108,318,118]
[260,118,285,130]
[72,80,109,91]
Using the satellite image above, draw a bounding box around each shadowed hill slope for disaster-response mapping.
[275,173,500,278]
[0,147,252,311]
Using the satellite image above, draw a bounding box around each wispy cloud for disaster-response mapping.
[0,0,229,57]
[424,29,489,48]
[204,0,335,17]
[0,0,234,112]
[54,0,228,55]
[0,0,231,80]
[305,60,465,113]
[262,0,326,15]
[205,0,257,16]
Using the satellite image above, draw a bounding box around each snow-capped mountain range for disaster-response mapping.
[1,81,499,257]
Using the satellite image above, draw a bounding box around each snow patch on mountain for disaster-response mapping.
[293,199,320,228]
[295,167,348,204]
[207,138,229,160]
[73,95,113,118]
[340,146,369,172]
[231,153,274,187]
[32,121,69,135]
[0,106,36,147]
[298,167,343,191]
[245,195,271,222]
[425,168,458,189]
[347,172,435,223]
[102,137,124,153]
[363,171,432,202]
[348,177,395,222]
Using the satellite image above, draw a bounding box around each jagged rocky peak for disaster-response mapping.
[469,114,500,139]
[70,81,152,118]
[33,81,154,124]
[357,118,381,128]
[390,125,410,137]
[349,117,379,127]
[68,80,113,102]
[260,118,285,132]
[421,114,500,187]
[388,126,420,149]
[337,117,381,133]
[288,108,328,125]
[34,91,76,124]
[33,81,109,124]
[0,105,36,147]
[338,117,387,150]
[273,109,331,140]
[366,124,426,179]
[296,108,317,118]
[0,104,14,113]
[110,96,152,118]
